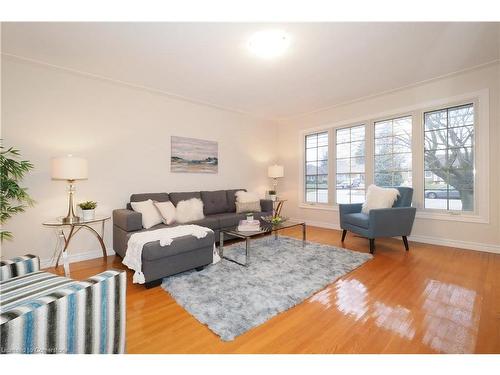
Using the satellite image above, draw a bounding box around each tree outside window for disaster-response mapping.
[374,116,412,188]
[424,104,474,211]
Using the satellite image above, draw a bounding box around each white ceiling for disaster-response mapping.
[2,22,499,120]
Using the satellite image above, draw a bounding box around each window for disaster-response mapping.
[336,125,365,204]
[374,116,412,187]
[424,103,474,212]
[301,92,487,223]
[305,132,328,203]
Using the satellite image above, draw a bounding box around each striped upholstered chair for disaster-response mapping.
[0,254,126,354]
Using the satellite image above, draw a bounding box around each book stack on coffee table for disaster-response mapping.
[237,219,261,232]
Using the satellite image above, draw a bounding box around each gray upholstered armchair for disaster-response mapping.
[339,187,416,254]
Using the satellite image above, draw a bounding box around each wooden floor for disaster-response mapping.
[48,226,500,354]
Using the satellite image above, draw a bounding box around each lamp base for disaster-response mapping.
[62,180,80,224]
[62,215,81,224]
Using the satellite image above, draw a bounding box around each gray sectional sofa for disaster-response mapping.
[113,189,273,288]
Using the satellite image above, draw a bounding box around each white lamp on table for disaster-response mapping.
[51,155,88,223]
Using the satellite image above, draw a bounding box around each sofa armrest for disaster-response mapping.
[113,208,142,232]
[0,269,126,354]
[0,254,40,282]
[369,207,417,237]
[260,199,273,213]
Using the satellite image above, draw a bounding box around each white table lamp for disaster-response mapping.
[268,164,284,195]
[51,155,88,223]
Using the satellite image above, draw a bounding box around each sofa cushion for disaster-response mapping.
[130,199,163,229]
[343,212,370,229]
[211,212,247,228]
[154,201,176,225]
[130,193,169,203]
[132,217,218,232]
[201,190,229,215]
[235,190,260,203]
[176,198,204,223]
[141,231,215,261]
[189,216,219,230]
[226,189,246,212]
[133,222,169,232]
[169,191,201,207]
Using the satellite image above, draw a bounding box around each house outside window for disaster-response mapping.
[335,125,366,204]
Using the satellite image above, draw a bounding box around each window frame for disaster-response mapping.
[298,89,489,224]
[420,100,478,216]
[334,123,367,205]
[373,114,413,189]
[304,131,329,204]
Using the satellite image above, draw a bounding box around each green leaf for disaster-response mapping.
[0,141,35,241]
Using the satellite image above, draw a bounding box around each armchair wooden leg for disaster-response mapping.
[341,229,347,242]
[369,239,375,254]
[402,236,409,251]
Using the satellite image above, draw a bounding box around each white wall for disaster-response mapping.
[1,56,278,264]
[277,63,500,252]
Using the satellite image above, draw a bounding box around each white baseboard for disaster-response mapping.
[40,249,116,269]
[291,217,500,254]
[406,234,500,254]
[291,219,341,231]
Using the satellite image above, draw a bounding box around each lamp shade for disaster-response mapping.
[268,164,284,178]
[51,155,88,180]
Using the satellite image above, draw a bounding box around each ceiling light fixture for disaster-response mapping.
[247,30,291,59]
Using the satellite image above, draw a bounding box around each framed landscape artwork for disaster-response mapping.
[171,136,218,173]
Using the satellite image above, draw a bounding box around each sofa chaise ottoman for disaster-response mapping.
[113,189,273,288]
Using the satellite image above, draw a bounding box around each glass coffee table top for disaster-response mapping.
[222,220,305,238]
[219,220,306,267]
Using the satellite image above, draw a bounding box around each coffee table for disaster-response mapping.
[219,220,306,267]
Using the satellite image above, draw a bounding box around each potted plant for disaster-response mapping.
[0,144,35,241]
[268,190,277,201]
[78,201,97,221]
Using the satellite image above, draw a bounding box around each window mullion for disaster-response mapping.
[329,128,335,205]
[365,120,374,189]
[413,111,423,209]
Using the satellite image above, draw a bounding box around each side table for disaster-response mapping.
[43,215,110,275]
[273,199,286,217]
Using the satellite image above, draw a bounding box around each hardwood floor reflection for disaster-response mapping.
[46,226,500,353]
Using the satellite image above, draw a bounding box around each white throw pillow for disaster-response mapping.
[235,190,260,203]
[236,201,261,213]
[130,199,163,229]
[176,198,205,223]
[154,201,176,225]
[362,184,400,214]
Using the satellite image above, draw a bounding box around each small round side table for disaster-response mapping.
[43,215,110,275]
